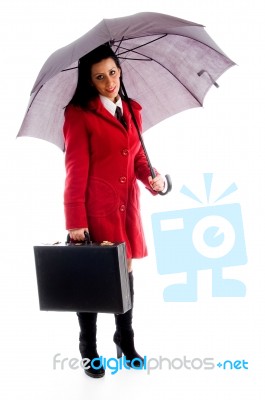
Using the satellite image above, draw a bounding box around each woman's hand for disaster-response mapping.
[148,174,165,192]
[69,228,88,241]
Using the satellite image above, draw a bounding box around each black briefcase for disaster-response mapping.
[33,236,131,314]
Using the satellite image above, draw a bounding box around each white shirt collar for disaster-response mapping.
[99,95,123,116]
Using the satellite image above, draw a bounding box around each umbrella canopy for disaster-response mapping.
[17,11,235,150]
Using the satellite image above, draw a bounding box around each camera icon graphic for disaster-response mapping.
[151,174,248,301]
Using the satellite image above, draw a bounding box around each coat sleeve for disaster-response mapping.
[63,106,90,230]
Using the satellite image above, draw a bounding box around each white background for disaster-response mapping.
[0,0,265,398]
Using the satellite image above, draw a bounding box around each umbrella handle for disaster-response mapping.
[159,174,172,196]
[150,167,172,195]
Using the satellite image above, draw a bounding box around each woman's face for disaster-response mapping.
[90,57,121,102]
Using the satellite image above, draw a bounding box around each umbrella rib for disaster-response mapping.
[146,56,203,106]
[118,32,232,61]
[28,85,43,110]
[113,36,125,55]
[114,35,207,106]
[119,57,152,61]
[62,66,78,71]
[121,31,233,103]
[115,43,153,61]
[120,47,202,106]
[115,34,167,56]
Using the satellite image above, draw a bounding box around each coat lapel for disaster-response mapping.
[88,96,129,133]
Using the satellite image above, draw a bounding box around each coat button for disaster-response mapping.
[120,205,126,212]
[119,176,127,183]
[121,149,129,156]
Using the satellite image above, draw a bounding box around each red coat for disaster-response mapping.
[63,96,157,259]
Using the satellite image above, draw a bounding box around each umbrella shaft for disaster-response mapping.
[120,80,156,178]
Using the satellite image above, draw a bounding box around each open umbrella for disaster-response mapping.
[17,11,235,194]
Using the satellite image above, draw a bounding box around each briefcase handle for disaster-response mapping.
[66,231,92,245]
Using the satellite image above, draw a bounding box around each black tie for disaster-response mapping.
[115,106,127,129]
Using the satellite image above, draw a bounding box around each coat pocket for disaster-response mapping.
[86,176,119,217]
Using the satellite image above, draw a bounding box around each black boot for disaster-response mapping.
[77,312,105,378]
[113,272,144,368]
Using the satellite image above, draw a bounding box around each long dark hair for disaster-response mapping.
[69,43,123,109]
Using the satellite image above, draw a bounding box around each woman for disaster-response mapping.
[64,43,165,378]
